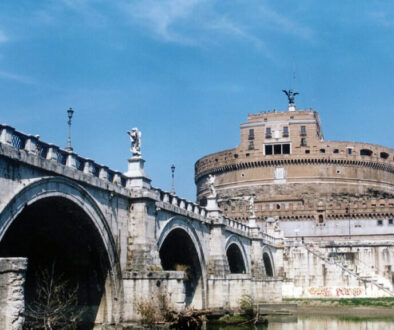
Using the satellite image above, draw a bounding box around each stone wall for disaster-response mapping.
[0,258,27,330]
[122,271,186,321]
[281,241,393,298]
[206,275,282,309]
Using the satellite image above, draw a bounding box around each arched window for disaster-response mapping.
[263,253,273,277]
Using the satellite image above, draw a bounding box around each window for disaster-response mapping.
[274,144,281,154]
[266,127,272,138]
[318,214,324,223]
[377,220,383,226]
[305,150,310,154]
[380,152,389,159]
[248,129,255,140]
[265,143,291,155]
[300,126,306,136]
[360,149,372,156]
[389,219,393,225]
[283,126,289,137]
[347,148,352,155]
[320,149,326,153]
[248,141,254,150]
[283,144,290,154]
[333,149,339,153]
[265,145,273,155]
[301,138,307,146]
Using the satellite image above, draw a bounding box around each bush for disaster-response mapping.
[135,293,170,325]
[239,294,254,317]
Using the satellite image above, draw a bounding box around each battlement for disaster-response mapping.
[247,108,316,122]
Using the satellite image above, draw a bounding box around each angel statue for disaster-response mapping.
[282,89,299,105]
[248,196,256,218]
[208,174,216,197]
[127,128,141,156]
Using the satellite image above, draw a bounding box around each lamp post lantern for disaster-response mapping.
[171,164,175,194]
[66,107,74,152]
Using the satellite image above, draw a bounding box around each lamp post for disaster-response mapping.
[171,164,175,194]
[66,107,74,152]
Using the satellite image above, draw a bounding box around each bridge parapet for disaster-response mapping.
[0,124,273,242]
[152,187,251,237]
[0,124,129,189]
[224,217,250,236]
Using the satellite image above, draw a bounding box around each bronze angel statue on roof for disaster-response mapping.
[282,89,299,104]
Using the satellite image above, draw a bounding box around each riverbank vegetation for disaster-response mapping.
[135,294,268,328]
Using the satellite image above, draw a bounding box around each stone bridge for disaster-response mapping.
[0,124,282,327]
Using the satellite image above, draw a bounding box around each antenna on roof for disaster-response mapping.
[292,56,296,90]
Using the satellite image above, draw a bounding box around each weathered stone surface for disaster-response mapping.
[0,258,27,330]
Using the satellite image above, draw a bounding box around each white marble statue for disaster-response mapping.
[127,128,141,156]
[248,196,256,218]
[208,174,216,197]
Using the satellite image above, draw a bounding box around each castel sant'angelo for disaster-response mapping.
[195,90,394,240]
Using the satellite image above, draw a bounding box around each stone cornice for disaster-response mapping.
[195,157,394,183]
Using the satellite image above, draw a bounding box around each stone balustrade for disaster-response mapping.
[0,124,128,189]
[224,217,250,235]
[0,124,252,237]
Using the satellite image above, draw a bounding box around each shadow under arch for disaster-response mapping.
[157,217,206,309]
[262,247,275,277]
[0,176,122,326]
[225,235,249,274]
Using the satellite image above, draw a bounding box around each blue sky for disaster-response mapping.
[0,0,393,201]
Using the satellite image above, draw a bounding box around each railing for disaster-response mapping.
[224,217,250,235]
[302,242,394,297]
[0,123,253,236]
[261,232,282,246]
[0,124,129,189]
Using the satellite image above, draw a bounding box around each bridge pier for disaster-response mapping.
[0,258,27,330]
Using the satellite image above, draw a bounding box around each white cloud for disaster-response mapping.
[256,4,315,41]
[120,0,314,50]
[122,0,204,44]
[0,30,8,43]
[28,0,314,55]
[0,71,34,84]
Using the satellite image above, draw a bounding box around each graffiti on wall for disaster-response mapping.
[308,287,364,297]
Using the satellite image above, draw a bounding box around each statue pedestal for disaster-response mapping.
[288,104,296,112]
[124,156,151,189]
[248,216,257,228]
[206,195,221,220]
[248,216,259,238]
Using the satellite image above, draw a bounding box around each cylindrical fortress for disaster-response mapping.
[195,108,394,233]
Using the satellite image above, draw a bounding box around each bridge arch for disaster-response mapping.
[225,235,248,274]
[262,246,275,277]
[0,176,122,326]
[157,217,206,309]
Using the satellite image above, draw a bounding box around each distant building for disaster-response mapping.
[195,103,394,240]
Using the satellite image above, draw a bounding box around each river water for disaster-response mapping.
[206,314,394,330]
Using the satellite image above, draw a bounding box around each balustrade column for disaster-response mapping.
[24,135,39,154]
[46,144,59,161]
[0,125,14,145]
